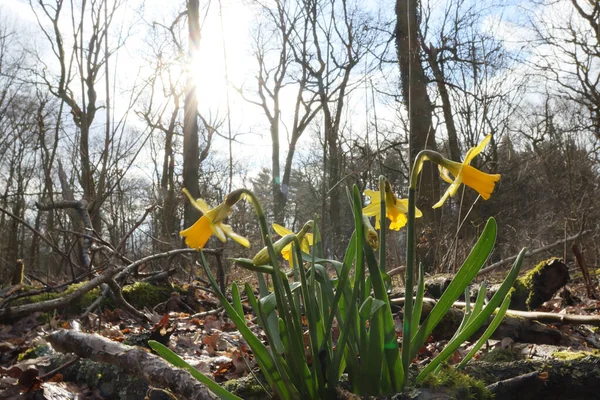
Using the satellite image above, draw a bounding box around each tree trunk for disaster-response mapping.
[183,0,201,229]
[395,0,440,267]
[423,44,461,163]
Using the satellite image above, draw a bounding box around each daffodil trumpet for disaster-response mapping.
[423,135,500,208]
[180,188,250,250]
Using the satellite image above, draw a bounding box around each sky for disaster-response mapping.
[1,0,593,185]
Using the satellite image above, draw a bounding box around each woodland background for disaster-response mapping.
[1,0,599,284]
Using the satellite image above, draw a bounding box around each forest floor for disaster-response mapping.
[1,266,600,399]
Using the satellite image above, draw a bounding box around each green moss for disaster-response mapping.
[17,344,51,361]
[222,374,269,399]
[122,282,172,309]
[420,364,493,400]
[552,350,600,361]
[511,257,562,310]
[15,282,106,313]
[63,359,150,400]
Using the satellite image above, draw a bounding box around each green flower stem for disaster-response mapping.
[378,176,387,273]
[244,190,316,396]
[401,185,415,384]
[409,150,444,190]
[402,150,444,386]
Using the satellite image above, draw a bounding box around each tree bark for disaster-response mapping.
[395,0,440,257]
[183,0,201,229]
[423,44,461,163]
[466,358,600,400]
[46,329,217,400]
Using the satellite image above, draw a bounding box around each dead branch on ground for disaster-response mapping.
[46,329,217,400]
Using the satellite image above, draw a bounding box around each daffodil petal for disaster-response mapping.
[389,212,408,230]
[374,214,381,230]
[433,186,453,209]
[393,199,410,213]
[272,223,293,237]
[464,134,491,164]
[438,165,455,184]
[362,202,381,217]
[364,189,381,202]
[180,215,213,249]
[182,188,210,214]
[461,165,501,200]
[414,205,423,218]
[447,177,463,197]
[207,203,232,224]
[304,233,314,246]
[221,223,250,248]
[210,223,227,242]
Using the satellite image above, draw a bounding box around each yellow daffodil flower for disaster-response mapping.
[363,183,422,230]
[272,222,314,262]
[180,188,250,249]
[433,134,501,208]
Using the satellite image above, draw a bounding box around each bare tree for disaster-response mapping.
[395,0,439,223]
[301,0,376,252]
[136,6,217,249]
[28,0,128,234]
[240,0,322,224]
[528,0,600,141]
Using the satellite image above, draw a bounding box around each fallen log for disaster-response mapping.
[420,258,569,311]
[466,358,600,400]
[0,248,217,320]
[391,297,583,346]
[505,258,569,311]
[46,329,217,400]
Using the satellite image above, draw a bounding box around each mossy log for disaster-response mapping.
[46,329,217,400]
[422,258,569,311]
[465,357,600,400]
[506,258,569,311]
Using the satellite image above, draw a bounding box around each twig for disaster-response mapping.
[572,243,596,299]
[189,307,223,319]
[391,296,600,326]
[116,204,156,253]
[40,356,79,381]
[106,278,150,326]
